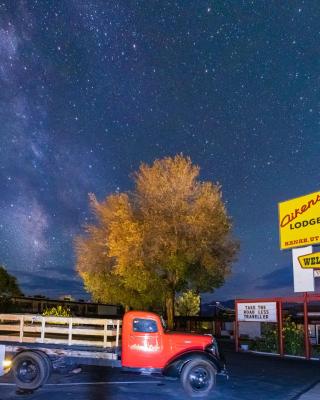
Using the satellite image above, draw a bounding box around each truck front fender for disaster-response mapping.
[162,350,223,378]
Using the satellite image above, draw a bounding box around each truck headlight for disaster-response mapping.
[205,341,219,357]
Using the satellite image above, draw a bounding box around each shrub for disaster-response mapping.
[282,316,304,356]
[42,305,72,318]
[251,317,304,355]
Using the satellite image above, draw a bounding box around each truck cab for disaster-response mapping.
[121,311,226,396]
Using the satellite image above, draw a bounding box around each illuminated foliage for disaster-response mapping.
[76,155,238,328]
[42,305,72,318]
[175,290,200,316]
[253,317,304,356]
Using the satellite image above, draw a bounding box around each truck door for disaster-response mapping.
[126,317,163,368]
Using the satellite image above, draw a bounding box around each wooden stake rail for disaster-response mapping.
[0,314,121,348]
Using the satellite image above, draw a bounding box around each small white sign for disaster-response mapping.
[314,270,320,278]
[292,246,314,292]
[237,302,277,322]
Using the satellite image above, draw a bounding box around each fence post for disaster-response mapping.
[235,300,239,352]
[40,318,45,343]
[116,320,120,348]
[103,321,108,348]
[19,316,23,343]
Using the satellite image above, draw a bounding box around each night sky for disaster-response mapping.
[0,1,319,302]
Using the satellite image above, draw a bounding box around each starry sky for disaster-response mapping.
[0,1,319,302]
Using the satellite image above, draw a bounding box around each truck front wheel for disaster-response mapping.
[180,359,216,397]
[12,351,49,391]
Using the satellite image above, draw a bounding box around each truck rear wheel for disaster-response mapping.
[12,351,49,391]
[33,351,52,384]
[180,359,216,397]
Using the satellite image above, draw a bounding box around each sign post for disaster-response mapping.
[303,293,310,359]
[277,300,283,357]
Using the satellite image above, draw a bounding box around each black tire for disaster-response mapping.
[180,359,216,398]
[12,351,49,391]
[33,351,52,384]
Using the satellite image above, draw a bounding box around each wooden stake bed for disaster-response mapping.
[0,314,122,367]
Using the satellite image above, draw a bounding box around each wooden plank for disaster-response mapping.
[71,328,116,336]
[21,315,118,326]
[42,317,71,324]
[0,325,21,332]
[22,325,44,333]
[0,314,23,321]
[21,326,114,336]
[23,316,43,323]
[71,327,104,336]
[69,318,118,325]
[0,335,21,342]
[19,316,23,342]
[42,326,69,334]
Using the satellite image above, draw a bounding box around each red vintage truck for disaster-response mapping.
[0,310,227,397]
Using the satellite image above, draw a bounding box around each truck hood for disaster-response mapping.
[165,331,213,350]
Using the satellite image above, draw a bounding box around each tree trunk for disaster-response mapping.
[166,292,175,330]
[124,304,130,312]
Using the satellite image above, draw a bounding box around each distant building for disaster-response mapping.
[9,296,123,318]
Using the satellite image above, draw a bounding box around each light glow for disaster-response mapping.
[3,359,12,368]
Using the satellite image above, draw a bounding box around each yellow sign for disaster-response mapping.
[278,191,320,250]
[298,252,320,269]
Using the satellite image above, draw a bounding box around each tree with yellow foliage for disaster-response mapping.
[175,290,200,317]
[76,155,238,328]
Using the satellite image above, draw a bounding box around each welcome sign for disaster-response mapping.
[278,191,320,250]
[298,252,320,269]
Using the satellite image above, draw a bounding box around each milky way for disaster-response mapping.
[0,1,319,301]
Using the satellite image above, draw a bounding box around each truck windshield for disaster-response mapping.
[160,316,167,331]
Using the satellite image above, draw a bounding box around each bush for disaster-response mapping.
[283,316,304,356]
[42,305,72,318]
[251,317,304,355]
